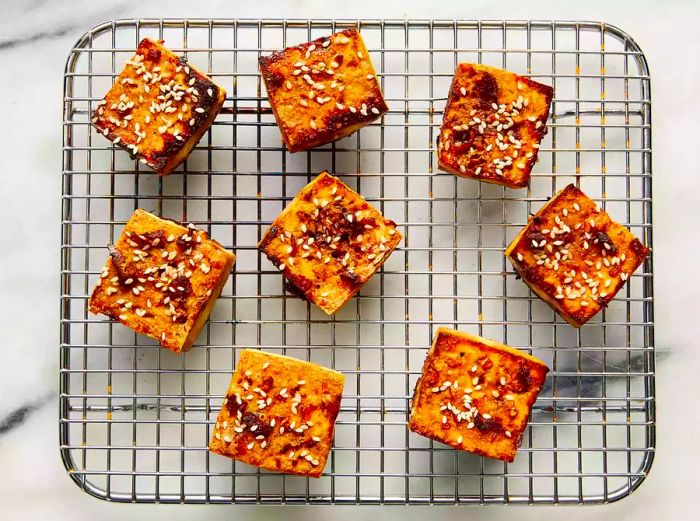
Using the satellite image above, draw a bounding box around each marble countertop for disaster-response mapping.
[1,0,698,519]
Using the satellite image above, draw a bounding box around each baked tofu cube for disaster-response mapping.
[408,328,549,462]
[437,63,553,188]
[506,184,649,327]
[89,209,235,353]
[259,28,388,153]
[209,349,345,478]
[91,38,226,175]
[258,171,402,315]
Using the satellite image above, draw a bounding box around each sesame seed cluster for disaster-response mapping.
[430,363,520,440]
[409,328,549,462]
[260,28,388,152]
[259,172,402,315]
[89,209,235,353]
[506,184,650,327]
[209,349,344,478]
[437,63,553,189]
[91,38,225,175]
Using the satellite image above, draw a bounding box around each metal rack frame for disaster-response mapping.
[60,19,654,505]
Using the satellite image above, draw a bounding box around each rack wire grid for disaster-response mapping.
[60,19,654,505]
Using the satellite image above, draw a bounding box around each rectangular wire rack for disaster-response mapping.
[60,19,654,505]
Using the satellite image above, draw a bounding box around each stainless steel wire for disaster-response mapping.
[60,19,654,505]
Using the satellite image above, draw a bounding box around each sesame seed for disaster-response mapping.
[460,87,467,96]
[482,413,492,419]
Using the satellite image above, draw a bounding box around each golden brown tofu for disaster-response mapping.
[209,349,345,478]
[258,171,402,315]
[408,328,549,462]
[437,63,553,188]
[259,28,388,152]
[505,184,650,327]
[92,38,226,175]
[89,209,235,353]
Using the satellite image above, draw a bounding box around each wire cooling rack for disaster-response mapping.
[60,19,654,505]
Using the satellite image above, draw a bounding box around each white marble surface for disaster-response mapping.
[1,0,698,519]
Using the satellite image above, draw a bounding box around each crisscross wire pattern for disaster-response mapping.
[60,19,654,504]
